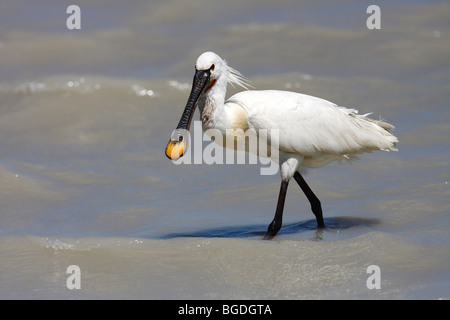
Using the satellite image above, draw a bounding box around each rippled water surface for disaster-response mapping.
[0,0,449,299]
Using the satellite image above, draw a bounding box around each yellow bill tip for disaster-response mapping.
[165,140,186,160]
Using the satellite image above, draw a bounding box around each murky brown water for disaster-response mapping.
[0,0,449,299]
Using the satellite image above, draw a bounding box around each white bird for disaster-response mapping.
[165,51,398,239]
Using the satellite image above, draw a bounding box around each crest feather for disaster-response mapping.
[226,64,253,90]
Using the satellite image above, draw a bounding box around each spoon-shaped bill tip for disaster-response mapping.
[165,138,187,160]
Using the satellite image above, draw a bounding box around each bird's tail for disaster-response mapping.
[364,116,395,132]
[352,112,399,152]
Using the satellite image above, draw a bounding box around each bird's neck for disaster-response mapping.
[199,77,227,128]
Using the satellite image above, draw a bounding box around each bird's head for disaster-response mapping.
[195,51,226,90]
[165,53,218,161]
[165,51,251,161]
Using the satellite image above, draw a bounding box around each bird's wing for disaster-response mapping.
[226,90,397,157]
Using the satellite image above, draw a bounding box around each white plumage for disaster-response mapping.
[226,90,398,168]
[165,51,398,239]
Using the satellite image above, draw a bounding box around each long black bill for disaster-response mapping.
[165,68,211,160]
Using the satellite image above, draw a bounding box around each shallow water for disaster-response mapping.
[0,0,449,299]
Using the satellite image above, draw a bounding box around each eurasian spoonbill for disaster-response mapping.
[165,51,398,239]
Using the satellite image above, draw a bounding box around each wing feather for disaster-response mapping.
[226,90,398,159]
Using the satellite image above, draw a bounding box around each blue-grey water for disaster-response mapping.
[0,0,449,299]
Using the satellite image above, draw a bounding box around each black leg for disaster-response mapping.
[264,179,289,240]
[293,171,325,228]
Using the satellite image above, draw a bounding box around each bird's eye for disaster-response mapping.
[210,64,215,71]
